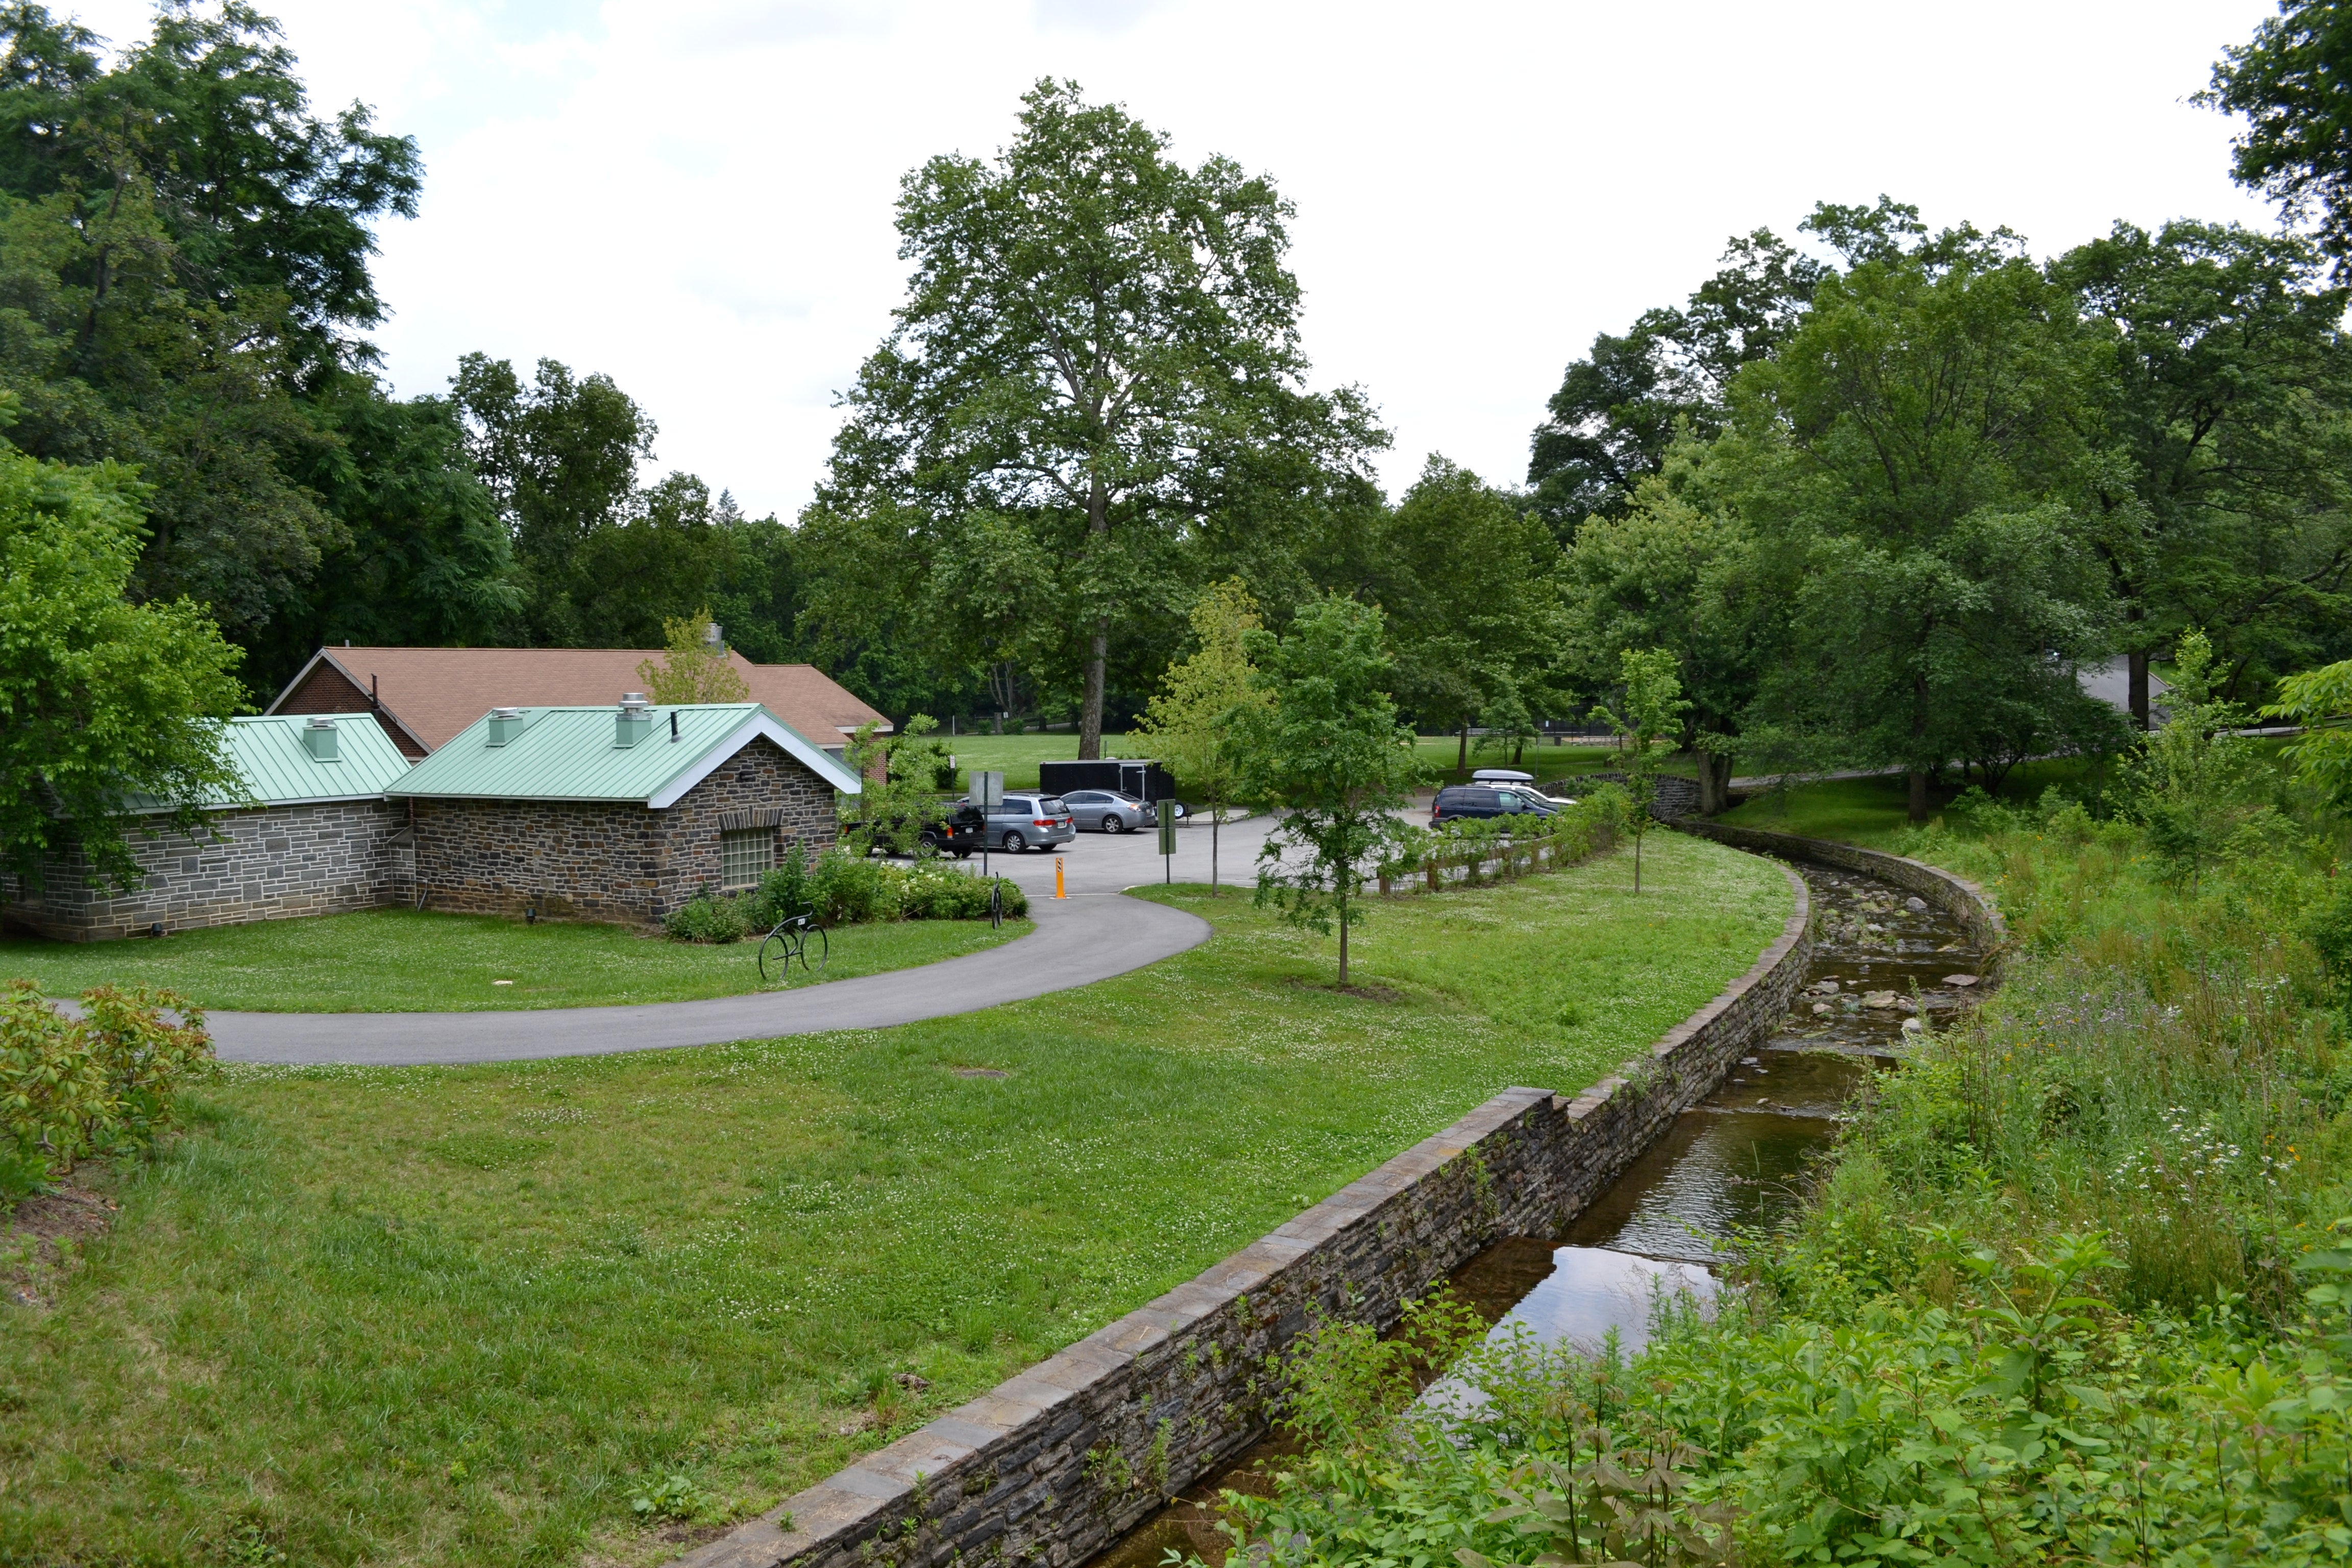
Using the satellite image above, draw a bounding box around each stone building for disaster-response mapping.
[4,714,416,941]
[388,698,861,925]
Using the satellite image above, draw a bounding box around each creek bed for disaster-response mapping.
[1087,860,1985,1568]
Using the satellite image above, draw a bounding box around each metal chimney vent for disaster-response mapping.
[302,716,338,762]
[487,706,524,747]
[703,621,722,647]
[616,692,653,748]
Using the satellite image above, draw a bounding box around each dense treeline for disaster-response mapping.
[0,1,804,698]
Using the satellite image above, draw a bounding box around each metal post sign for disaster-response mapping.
[973,770,1004,807]
[1157,798,1178,880]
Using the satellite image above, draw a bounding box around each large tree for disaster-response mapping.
[1729,217,2118,822]
[2208,1,2352,272]
[823,79,1384,757]
[2054,219,2352,722]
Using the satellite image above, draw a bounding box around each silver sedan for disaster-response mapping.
[1060,789,1180,834]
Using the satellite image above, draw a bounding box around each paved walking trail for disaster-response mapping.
[209,815,1271,1068]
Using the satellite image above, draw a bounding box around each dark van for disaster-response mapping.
[1431,785,1559,826]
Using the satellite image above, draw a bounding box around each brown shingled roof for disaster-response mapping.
[265,647,889,755]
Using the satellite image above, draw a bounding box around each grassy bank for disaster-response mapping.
[0,909,1031,1012]
[1226,763,2352,1565]
[0,831,1790,1566]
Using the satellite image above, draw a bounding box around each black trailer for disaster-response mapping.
[1039,758,1179,803]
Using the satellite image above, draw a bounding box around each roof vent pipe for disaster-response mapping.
[670,710,680,743]
[703,621,722,648]
[487,706,524,747]
[302,716,339,762]
[616,692,652,748]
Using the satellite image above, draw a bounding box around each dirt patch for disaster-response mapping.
[950,1067,1011,1079]
[4,1176,118,1309]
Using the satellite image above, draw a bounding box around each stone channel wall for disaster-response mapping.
[1677,820,2008,976]
[678,856,1820,1568]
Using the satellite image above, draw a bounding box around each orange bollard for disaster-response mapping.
[1055,856,1066,898]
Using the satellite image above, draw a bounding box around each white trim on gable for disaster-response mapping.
[647,709,863,808]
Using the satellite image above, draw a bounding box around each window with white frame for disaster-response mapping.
[719,828,774,889]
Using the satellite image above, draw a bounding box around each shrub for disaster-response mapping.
[900,862,1025,920]
[744,845,814,929]
[0,980,211,1204]
[806,848,903,924]
[663,887,753,943]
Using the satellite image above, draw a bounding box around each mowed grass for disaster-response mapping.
[0,831,1791,1567]
[1714,754,2146,847]
[942,731,1684,794]
[0,909,1031,1013]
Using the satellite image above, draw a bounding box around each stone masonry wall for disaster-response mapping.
[4,799,412,942]
[652,736,839,910]
[1679,820,2008,975]
[1583,771,1703,821]
[413,737,840,925]
[676,855,1821,1568]
[412,798,662,923]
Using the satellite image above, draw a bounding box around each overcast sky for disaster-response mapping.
[65,0,2286,519]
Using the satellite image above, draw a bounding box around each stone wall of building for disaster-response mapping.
[675,856,1821,1568]
[651,736,840,908]
[413,737,841,925]
[4,800,412,942]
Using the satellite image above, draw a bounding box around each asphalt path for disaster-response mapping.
[207,815,1271,1068]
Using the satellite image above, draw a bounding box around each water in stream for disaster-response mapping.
[1089,861,1984,1568]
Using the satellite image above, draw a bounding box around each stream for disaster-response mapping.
[1089,860,1986,1568]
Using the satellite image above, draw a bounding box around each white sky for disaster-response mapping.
[64,0,2285,519]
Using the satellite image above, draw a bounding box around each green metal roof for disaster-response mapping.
[127,713,413,813]
[383,703,863,804]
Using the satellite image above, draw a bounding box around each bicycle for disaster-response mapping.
[757,911,830,984]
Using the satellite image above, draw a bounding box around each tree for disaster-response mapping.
[636,608,750,704]
[1130,577,1265,891]
[2208,1,2352,273]
[1233,595,1422,985]
[1528,229,1824,541]
[0,439,245,892]
[1727,214,2117,823]
[451,353,656,644]
[823,79,1385,758]
[1374,456,1559,775]
[2262,649,2352,807]
[1596,648,1689,893]
[2127,629,2264,889]
[836,716,952,857]
[1559,467,1775,815]
[2053,219,2352,725]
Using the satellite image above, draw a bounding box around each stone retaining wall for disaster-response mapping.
[1677,820,2008,976]
[677,854,1820,1568]
[1581,772,1703,821]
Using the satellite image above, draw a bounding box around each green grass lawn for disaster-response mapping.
[941,731,1687,795]
[0,909,1031,1013]
[1407,734,1700,788]
[1,830,1792,1567]
[939,732,1142,791]
[1714,753,2149,846]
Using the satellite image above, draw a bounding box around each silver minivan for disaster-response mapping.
[981,793,1076,852]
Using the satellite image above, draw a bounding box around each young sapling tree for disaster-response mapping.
[1597,647,1690,893]
[1131,578,1267,892]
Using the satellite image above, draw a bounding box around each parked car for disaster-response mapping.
[918,803,986,857]
[1431,785,1561,826]
[1060,789,1187,834]
[1471,768,1577,807]
[971,793,1077,852]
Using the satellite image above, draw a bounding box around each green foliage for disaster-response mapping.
[0,978,211,1192]
[2268,654,2352,808]
[2208,1,2352,268]
[2125,629,2269,887]
[628,1473,716,1524]
[1271,1289,1483,1458]
[1597,648,1689,892]
[662,888,754,945]
[1131,578,1266,889]
[1235,595,1425,984]
[635,607,750,704]
[666,848,1027,940]
[0,446,247,892]
[837,715,956,857]
[817,77,1387,756]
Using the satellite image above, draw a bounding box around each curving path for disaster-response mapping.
[208,815,1270,1067]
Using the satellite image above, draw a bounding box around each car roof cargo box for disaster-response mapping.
[1472,769,1535,783]
[1039,758,1178,802]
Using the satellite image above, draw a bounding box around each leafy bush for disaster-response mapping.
[662,886,754,943]
[0,979,211,1206]
[664,847,1020,941]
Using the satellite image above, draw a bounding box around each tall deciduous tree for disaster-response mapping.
[1234,594,1421,985]
[2055,219,2352,723]
[0,438,245,890]
[1131,577,1265,890]
[824,79,1384,758]
[1729,217,2117,823]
